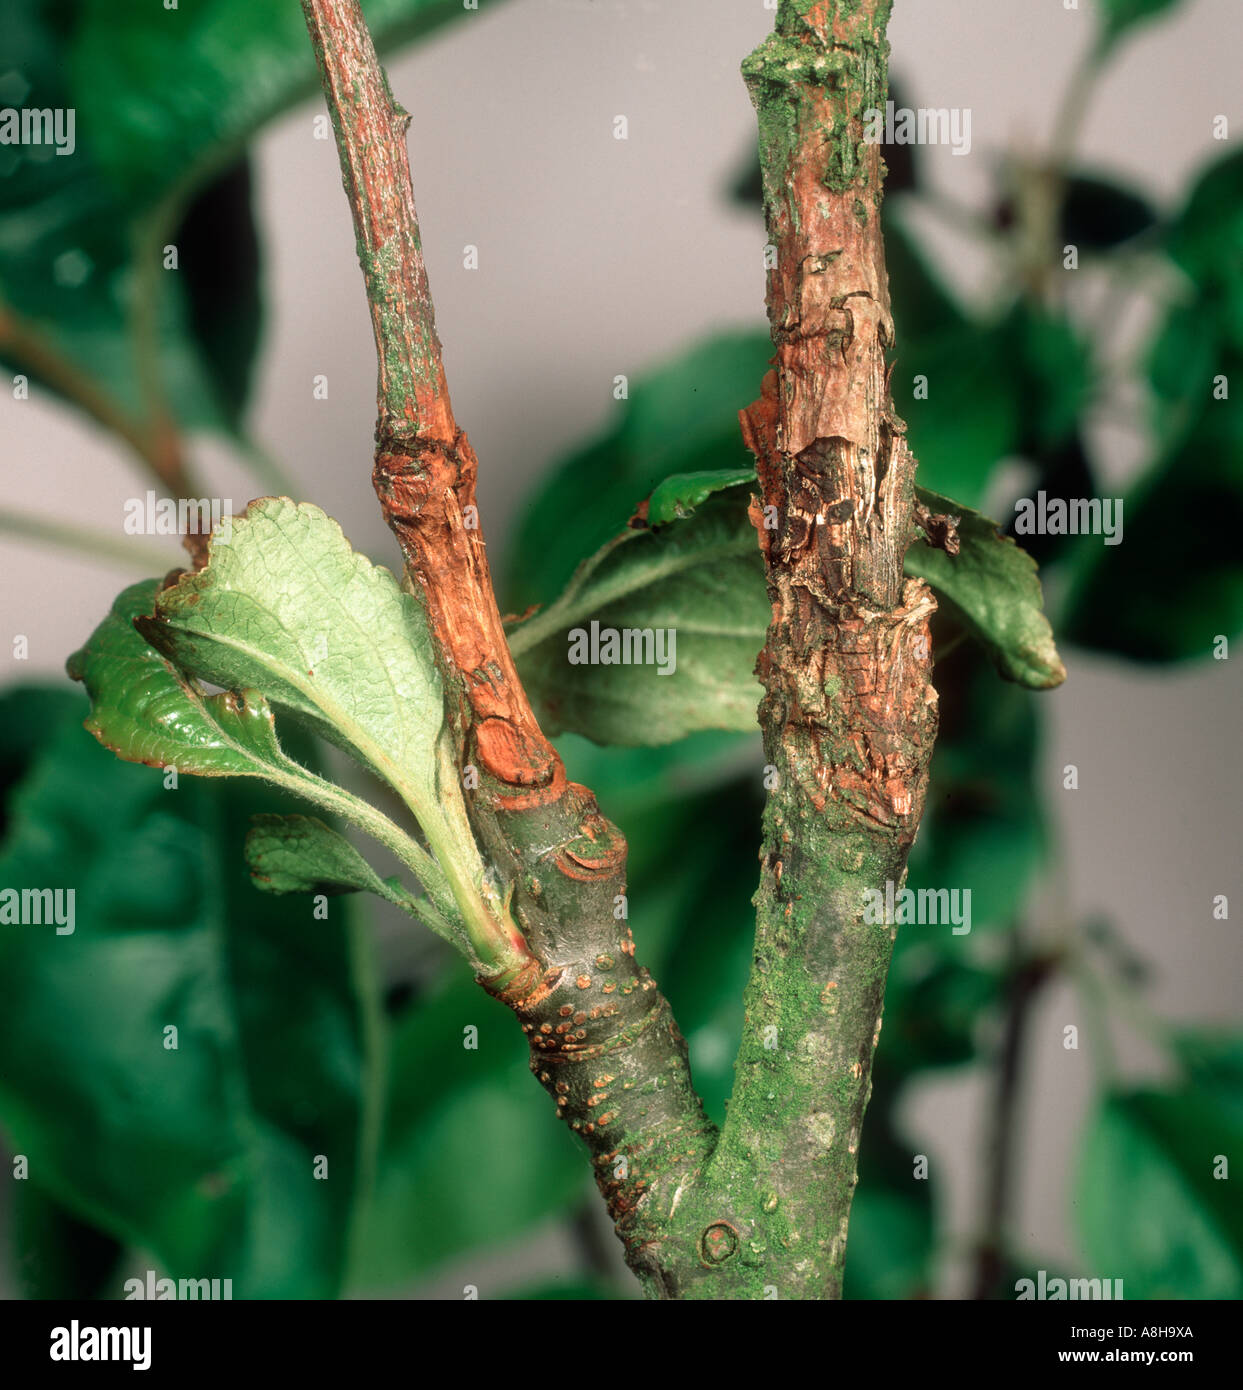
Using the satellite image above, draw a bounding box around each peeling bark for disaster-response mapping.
[658,0,940,1299]
[304,0,934,1301]
[302,0,714,1291]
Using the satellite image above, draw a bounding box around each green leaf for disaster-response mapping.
[1096,0,1185,52]
[68,579,298,778]
[68,576,462,946]
[1006,305,1094,455]
[0,687,372,1296]
[0,2,224,429]
[1072,152,1243,661]
[506,332,771,612]
[1061,172,1157,250]
[894,322,1022,509]
[899,304,1093,507]
[141,501,474,855]
[844,1080,936,1299]
[1166,149,1243,288]
[0,0,479,441]
[867,210,987,512]
[349,970,586,1291]
[71,0,483,207]
[1170,1029,1243,1130]
[509,489,768,746]
[1063,404,1243,661]
[843,1179,934,1300]
[908,488,1067,689]
[1147,297,1223,410]
[510,466,1064,744]
[138,499,512,962]
[880,950,998,1073]
[645,469,756,525]
[1076,1089,1243,1298]
[1152,150,1243,417]
[245,812,415,907]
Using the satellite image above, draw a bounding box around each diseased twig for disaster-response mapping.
[701,0,938,1299]
[303,0,939,1303]
[302,0,716,1295]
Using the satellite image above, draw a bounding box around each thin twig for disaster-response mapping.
[301,0,717,1295]
[0,508,180,573]
[972,935,1059,1299]
[0,296,192,496]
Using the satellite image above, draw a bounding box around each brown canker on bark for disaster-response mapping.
[301,0,716,1290]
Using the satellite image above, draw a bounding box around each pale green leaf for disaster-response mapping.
[68,577,462,949]
[140,500,445,816]
[139,499,516,966]
[245,813,424,920]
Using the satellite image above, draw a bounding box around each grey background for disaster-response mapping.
[1,0,1239,1296]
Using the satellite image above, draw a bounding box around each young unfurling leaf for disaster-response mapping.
[67,501,529,976]
[245,813,443,930]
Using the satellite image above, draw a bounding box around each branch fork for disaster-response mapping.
[304,0,930,1299]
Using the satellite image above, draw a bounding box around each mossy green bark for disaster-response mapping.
[310,0,934,1301]
[636,0,938,1299]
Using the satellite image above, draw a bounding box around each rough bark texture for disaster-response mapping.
[302,0,714,1292]
[651,0,939,1299]
[304,0,934,1300]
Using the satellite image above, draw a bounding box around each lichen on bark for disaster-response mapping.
[306,0,935,1301]
[302,0,715,1296]
[650,0,939,1299]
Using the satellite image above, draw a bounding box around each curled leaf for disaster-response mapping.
[907,487,1067,690]
[245,813,441,928]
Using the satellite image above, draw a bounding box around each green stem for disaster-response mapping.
[1049,42,1105,171]
[0,509,178,573]
[260,757,460,943]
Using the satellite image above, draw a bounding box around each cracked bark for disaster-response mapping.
[303,0,934,1299]
[652,0,939,1299]
[302,0,714,1293]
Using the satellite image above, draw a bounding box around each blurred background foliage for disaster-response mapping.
[0,0,1239,1300]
